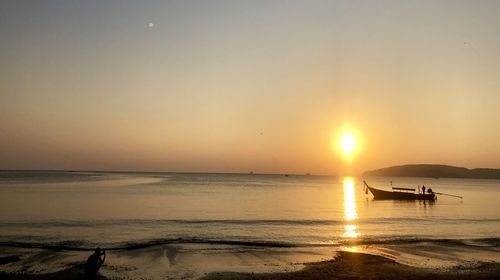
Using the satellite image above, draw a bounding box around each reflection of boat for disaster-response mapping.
[363,181,435,200]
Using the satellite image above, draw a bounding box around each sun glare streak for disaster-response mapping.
[340,245,362,253]
[343,178,357,221]
[343,225,359,238]
[342,177,360,238]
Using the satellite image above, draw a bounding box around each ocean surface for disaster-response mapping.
[0,171,499,278]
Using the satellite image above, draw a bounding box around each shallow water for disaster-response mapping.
[0,171,498,278]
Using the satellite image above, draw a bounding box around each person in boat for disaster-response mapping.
[427,188,433,194]
[422,185,426,194]
[84,247,106,279]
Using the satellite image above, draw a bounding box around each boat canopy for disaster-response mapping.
[392,187,415,192]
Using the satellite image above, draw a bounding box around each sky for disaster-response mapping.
[1,0,499,175]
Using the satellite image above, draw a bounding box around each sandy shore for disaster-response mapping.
[1,251,499,280]
[0,264,106,280]
[200,251,500,280]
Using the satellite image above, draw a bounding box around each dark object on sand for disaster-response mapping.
[84,248,106,279]
[0,255,20,265]
[363,181,436,200]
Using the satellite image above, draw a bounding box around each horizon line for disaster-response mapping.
[0,168,336,177]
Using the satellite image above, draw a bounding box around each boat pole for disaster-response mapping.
[434,192,462,199]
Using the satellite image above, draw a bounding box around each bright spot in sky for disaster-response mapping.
[148,22,154,28]
[331,126,362,160]
[340,132,356,156]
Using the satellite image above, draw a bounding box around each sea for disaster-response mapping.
[0,171,498,279]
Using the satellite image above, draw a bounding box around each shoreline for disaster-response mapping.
[201,251,500,280]
[1,251,498,280]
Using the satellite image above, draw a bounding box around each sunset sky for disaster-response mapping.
[1,0,499,175]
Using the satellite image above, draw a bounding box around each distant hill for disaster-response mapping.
[363,164,500,179]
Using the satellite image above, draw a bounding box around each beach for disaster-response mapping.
[202,251,500,280]
[1,251,499,280]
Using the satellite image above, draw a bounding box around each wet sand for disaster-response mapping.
[200,251,500,280]
[0,264,105,280]
[1,251,498,280]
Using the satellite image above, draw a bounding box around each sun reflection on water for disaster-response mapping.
[343,177,360,238]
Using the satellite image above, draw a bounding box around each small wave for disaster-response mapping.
[2,217,497,228]
[0,219,345,228]
[0,238,298,251]
[1,237,498,252]
[167,219,343,226]
[117,238,298,250]
[344,237,500,248]
[0,240,91,251]
[367,217,500,224]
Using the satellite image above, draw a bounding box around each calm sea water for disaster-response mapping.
[0,171,498,273]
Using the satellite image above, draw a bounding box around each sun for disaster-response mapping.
[340,131,356,156]
[331,125,362,160]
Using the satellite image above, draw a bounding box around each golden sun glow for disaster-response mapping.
[340,132,356,156]
[332,126,362,161]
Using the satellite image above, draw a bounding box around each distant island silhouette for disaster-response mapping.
[363,164,500,180]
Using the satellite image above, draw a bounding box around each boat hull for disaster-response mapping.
[367,186,435,200]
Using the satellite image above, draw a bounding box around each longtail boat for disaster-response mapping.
[363,181,436,200]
